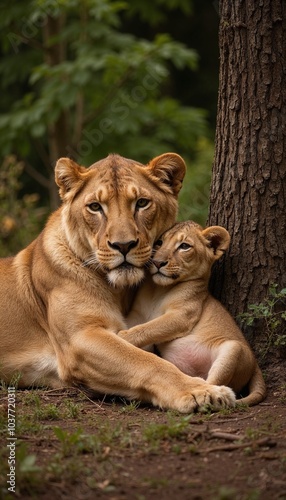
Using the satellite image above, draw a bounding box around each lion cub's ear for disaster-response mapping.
[147,153,186,196]
[202,226,230,260]
[55,158,86,200]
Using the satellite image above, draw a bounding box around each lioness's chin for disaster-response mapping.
[108,267,145,288]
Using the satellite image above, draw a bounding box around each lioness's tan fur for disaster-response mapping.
[0,155,236,413]
[119,221,266,406]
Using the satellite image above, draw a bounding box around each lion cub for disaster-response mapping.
[119,221,266,406]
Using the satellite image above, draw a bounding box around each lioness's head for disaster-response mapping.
[55,153,186,287]
[150,221,230,285]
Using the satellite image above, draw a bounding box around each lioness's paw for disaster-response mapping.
[175,384,235,413]
[204,384,236,411]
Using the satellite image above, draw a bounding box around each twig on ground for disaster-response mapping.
[201,437,276,454]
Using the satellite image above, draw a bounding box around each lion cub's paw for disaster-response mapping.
[117,330,128,338]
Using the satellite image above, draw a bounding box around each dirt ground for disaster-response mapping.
[0,359,286,500]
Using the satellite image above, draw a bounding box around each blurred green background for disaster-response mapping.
[0,0,220,256]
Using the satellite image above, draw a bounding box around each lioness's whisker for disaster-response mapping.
[82,256,99,268]
[145,258,153,269]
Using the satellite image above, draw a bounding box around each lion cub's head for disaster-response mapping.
[150,221,230,285]
[55,153,186,287]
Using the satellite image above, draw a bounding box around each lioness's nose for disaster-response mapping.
[108,239,138,256]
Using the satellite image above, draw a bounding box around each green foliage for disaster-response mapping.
[0,156,46,257]
[239,284,286,356]
[0,0,206,158]
[178,137,214,225]
[125,0,193,25]
[0,0,212,228]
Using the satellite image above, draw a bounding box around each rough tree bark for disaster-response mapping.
[208,0,286,322]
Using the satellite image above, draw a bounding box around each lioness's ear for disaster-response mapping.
[55,158,86,199]
[147,153,186,196]
[202,226,230,260]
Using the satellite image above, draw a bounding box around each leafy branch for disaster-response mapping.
[239,284,286,356]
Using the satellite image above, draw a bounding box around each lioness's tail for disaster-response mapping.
[237,364,266,406]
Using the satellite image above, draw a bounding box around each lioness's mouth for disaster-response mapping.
[117,262,134,270]
[107,262,145,287]
[116,261,144,271]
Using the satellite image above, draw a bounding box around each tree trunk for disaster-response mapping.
[208,0,286,320]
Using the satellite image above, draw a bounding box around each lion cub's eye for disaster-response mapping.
[178,242,192,250]
[87,202,102,213]
[136,198,150,210]
[154,239,163,249]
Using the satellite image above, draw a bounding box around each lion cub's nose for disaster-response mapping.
[153,260,168,269]
[108,239,138,256]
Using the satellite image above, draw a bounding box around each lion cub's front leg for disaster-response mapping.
[119,307,202,348]
[118,312,188,347]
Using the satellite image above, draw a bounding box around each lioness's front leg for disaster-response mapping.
[56,327,235,413]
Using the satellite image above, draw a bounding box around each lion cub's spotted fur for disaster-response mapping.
[119,221,266,406]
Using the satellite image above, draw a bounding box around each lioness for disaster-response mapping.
[118,221,266,406]
[0,154,236,412]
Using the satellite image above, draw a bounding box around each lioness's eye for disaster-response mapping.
[136,198,150,210]
[88,202,102,213]
[179,243,192,250]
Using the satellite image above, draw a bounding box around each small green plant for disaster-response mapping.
[12,443,42,494]
[143,476,169,489]
[26,394,61,421]
[119,399,141,413]
[244,490,261,500]
[278,383,286,404]
[239,284,286,356]
[64,400,81,418]
[53,425,120,459]
[39,404,61,420]
[53,427,88,457]
[143,414,192,447]
[47,454,86,484]
[215,486,238,500]
[1,371,22,389]
[16,416,45,437]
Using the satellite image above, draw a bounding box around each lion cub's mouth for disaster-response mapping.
[152,269,180,282]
